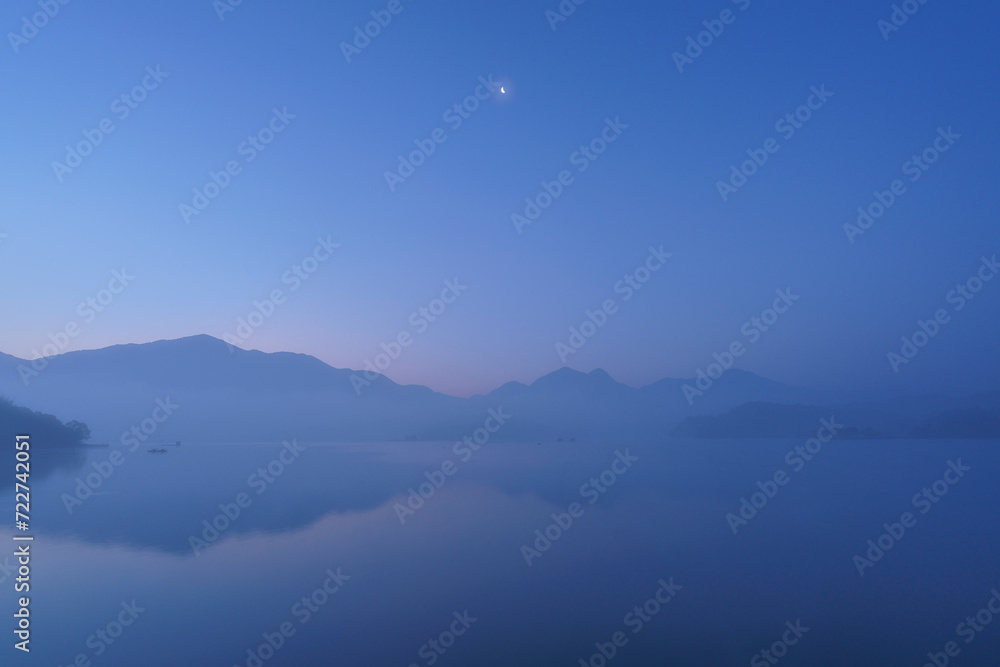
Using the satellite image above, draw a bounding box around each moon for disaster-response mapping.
[500,86,505,94]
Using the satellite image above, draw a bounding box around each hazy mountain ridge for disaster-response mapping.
[0,335,993,443]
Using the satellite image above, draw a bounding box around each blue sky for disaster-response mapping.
[1,0,997,397]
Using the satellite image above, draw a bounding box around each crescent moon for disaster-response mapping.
[500,86,505,94]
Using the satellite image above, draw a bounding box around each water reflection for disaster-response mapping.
[2,439,998,665]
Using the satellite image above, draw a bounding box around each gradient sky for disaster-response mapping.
[1,0,997,397]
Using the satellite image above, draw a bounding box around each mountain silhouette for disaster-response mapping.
[0,335,992,443]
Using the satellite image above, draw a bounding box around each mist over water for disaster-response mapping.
[3,437,998,666]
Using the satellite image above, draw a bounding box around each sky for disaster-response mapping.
[1,0,998,398]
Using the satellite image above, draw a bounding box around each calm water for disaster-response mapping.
[3,439,999,666]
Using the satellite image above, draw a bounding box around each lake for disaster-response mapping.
[3,438,999,666]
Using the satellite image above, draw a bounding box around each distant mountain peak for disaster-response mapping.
[587,368,615,382]
[58,334,234,358]
[144,334,232,349]
[533,366,589,385]
[527,366,626,393]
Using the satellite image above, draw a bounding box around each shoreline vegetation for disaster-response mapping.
[0,396,91,447]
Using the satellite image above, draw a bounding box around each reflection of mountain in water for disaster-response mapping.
[27,438,1000,562]
[36,442,653,556]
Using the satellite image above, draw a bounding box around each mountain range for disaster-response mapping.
[0,335,995,443]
